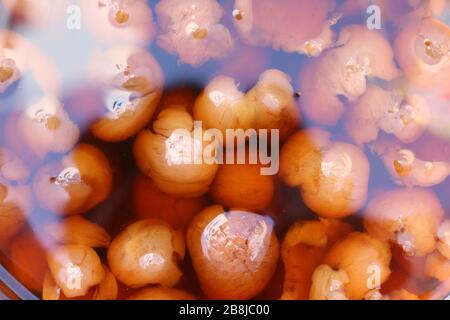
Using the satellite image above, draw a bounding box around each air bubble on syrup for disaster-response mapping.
[52,167,82,187]
[200,212,273,273]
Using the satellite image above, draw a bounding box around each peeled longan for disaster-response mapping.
[363,188,444,257]
[244,69,300,142]
[155,0,234,66]
[210,162,274,212]
[134,107,218,197]
[193,69,300,143]
[80,0,156,46]
[233,0,336,56]
[44,216,111,248]
[187,205,279,299]
[371,138,450,187]
[132,174,207,229]
[17,95,80,158]
[128,287,195,300]
[43,265,118,300]
[394,18,450,94]
[0,30,60,95]
[33,144,112,216]
[89,46,164,142]
[281,219,353,300]
[280,128,370,218]
[46,245,105,298]
[299,25,400,125]
[323,232,392,300]
[107,219,185,289]
[344,85,429,146]
[193,75,253,138]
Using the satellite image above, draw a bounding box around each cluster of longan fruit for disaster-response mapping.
[1,0,450,300]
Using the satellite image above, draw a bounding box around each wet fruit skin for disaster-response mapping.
[209,161,275,212]
[88,46,164,142]
[133,107,218,198]
[107,219,185,289]
[280,128,370,219]
[46,245,105,298]
[363,188,444,257]
[32,144,113,216]
[186,205,279,300]
[43,216,111,248]
[281,219,353,300]
[299,25,400,125]
[394,18,450,94]
[324,232,392,300]
[42,265,118,300]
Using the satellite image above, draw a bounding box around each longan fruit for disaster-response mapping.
[88,46,164,142]
[44,216,111,248]
[363,188,444,257]
[133,107,218,197]
[280,128,370,218]
[281,219,353,300]
[46,245,105,298]
[209,162,274,212]
[33,144,113,215]
[324,232,392,300]
[107,219,185,288]
[187,205,279,299]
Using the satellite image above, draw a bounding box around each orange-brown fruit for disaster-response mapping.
[132,174,207,229]
[280,128,370,218]
[33,144,113,216]
[187,205,279,299]
[107,219,185,288]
